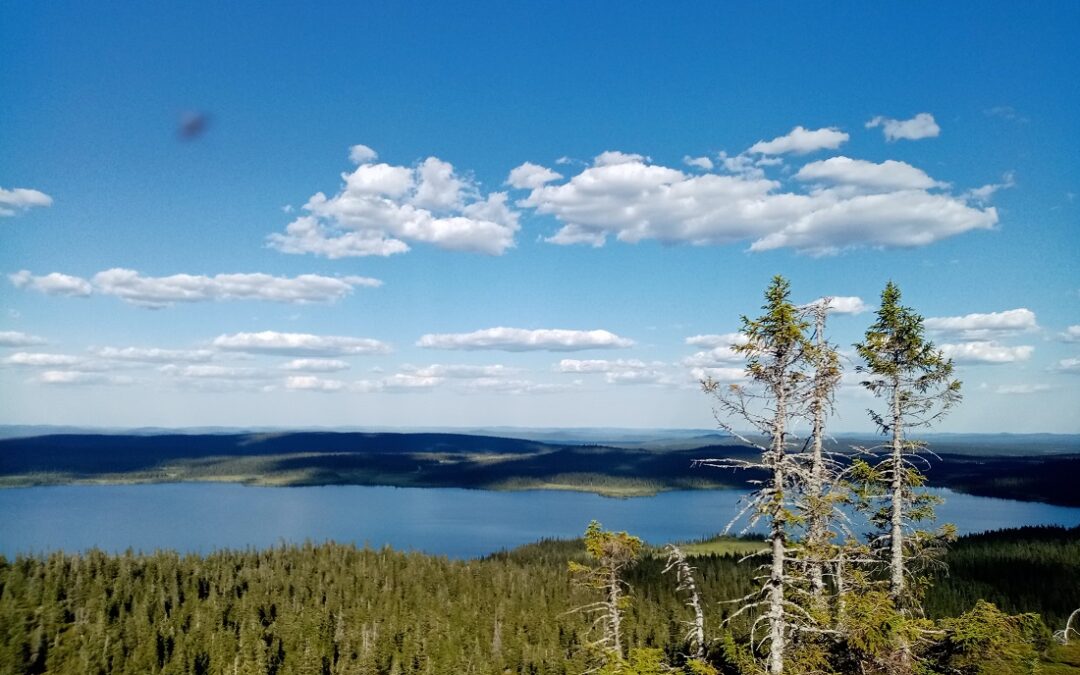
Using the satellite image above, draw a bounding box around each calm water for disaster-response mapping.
[2,484,1079,559]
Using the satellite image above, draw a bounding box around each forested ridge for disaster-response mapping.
[2,432,1078,505]
[1,527,1077,675]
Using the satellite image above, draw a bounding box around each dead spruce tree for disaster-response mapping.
[801,299,843,614]
[568,520,643,670]
[1055,608,1080,645]
[697,275,819,675]
[663,544,707,660]
[853,281,961,663]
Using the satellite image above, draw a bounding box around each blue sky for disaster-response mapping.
[1,2,1077,432]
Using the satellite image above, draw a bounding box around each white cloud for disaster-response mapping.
[717,152,766,179]
[748,126,849,155]
[926,308,1038,340]
[994,384,1051,395]
[796,157,945,191]
[1057,357,1080,375]
[9,270,93,297]
[802,296,869,315]
[594,151,648,166]
[453,377,580,395]
[400,363,519,378]
[557,358,651,373]
[521,153,996,255]
[684,332,748,348]
[349,144,378,164]
[967,172,1016,203]
[1060,326,1080,343]
[92,347,214,363]
[507,162,563,189]
[36,371,134,386]
[3,352,83,367]
[285,375,346,392]
[160,364,274,380]
[681,346,745,368]
[0,187,52,216]
[11,269,379,308]
[0,331,47,347]
[92,269,380,308]
[940,341,1034,364]
[354,373,443,393]
[688,366,746,383]
[683,156,714,171]
[268,147,520,257]
[866,113,941,141]
[212,331,391,357]
[280,358,351,372]
[417,327,634,352]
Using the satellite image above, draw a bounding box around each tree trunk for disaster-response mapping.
[608,568,622,658]
[768,383,787,675]
[889,379,904,602]
[890,378,910,667]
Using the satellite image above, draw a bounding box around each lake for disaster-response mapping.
[2,483,1079,559]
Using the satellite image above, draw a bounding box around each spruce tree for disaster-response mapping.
[854,281,961,664]
[698,275,814,675]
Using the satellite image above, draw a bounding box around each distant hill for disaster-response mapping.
[1,430,1078,505]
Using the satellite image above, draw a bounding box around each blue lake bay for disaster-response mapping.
[2,484,1079,559]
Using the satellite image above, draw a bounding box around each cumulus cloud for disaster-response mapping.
[748,126,849,155]
[926,308,1038,340]
[354,373,443,393]
[866,113,941,141]
[92,269,380,308]
[92,347,214,363]
[688,366,747,383]
[349,144,378,164]
[594,151,648,166]
[684,333,748,348]
[507,162,563,190]
[212,331,391,357]
[0,187,53,216]
[556,359,673,386]
[798,296,868,315]
[9,270,93,297]
[280,358,351,372]
[0,331,47,347]
[160,364,274,380]
[940,341,1034,364]
[520,151,997,255]
[3,352,84,367]
[683,156,714,171]
[966,172,1016,204]
[994,384,1051,395]
[417,327,634,352]
[268,147,520,257]
[10,269,379,308]
[36,371,134,386]
[1056,357,1080,375]
[400,363,519,378]
[452,377,579,394]
[1060,326,1080,343]
[796,157,946,191]
[285,375,346,392]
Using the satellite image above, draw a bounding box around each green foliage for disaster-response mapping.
[929,600,1049,674]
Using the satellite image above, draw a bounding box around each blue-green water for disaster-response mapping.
[2,484,1078,559]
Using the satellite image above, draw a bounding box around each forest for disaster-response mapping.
[0,527,1077,674]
